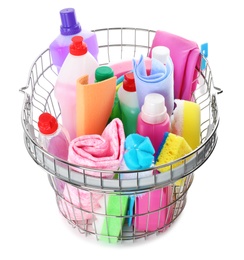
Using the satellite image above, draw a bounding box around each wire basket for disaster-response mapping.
[20,27,220,243]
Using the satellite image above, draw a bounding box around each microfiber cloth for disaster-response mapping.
[149,30,201,101]
[68,118,125,179]
[59,184,103,221]
[133,55,174,116]
[135,186,173,232]
[76,74,117,136]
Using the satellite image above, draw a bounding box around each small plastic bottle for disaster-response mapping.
[49,8,99,73]
[38,112,70,160]
[54,35,99,140]
[38,112,70,194]
[152,46,170,65]
[95,66,122,123]
[118,72,140,136]
[94,66,114,82]
[136,93,170,154]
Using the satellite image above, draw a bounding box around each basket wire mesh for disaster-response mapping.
[20,27,220,243]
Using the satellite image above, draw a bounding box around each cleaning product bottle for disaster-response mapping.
[136,93,170,154]
[37,112,70,194]
[38,112,70,160]
[54,36,99,140]
[94,65,120,127]
[49,7,99,73]
[94,66,122,123]
[151,46,170,65]
[94,65,114,82]
[151,45,174,117]
[118,72,140,136]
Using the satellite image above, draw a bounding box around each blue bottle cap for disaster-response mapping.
[60,8,81,35]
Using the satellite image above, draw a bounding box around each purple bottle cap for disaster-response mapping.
[60,8,81,35]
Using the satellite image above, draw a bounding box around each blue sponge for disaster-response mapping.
[124,133,155,170]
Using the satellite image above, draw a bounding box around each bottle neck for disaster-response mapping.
[141,109,168,124]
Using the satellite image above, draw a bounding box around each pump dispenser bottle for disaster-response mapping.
[136,93,170,154]
[54,36,99,140]
[49,8,99,73]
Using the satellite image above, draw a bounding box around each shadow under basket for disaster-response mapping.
[20,27,221,243]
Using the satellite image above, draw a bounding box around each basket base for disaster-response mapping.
[48,174,193,243]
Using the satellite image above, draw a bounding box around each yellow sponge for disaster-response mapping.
[171,99,201,150]
[155,132,192,174]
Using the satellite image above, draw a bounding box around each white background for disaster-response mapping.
[1,0,243,259]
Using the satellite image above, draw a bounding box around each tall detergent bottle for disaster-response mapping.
[49,8,99,73]
[136,93,170,154]
[118,72,140,136]
[54,36,99,140]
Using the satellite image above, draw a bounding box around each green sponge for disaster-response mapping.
[100,194,129,243]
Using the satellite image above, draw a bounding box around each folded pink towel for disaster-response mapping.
[59,183,103,221]
[149,30,201,101]
[68,118,125,179]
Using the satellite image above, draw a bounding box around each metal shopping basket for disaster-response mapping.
[20,27,221,243]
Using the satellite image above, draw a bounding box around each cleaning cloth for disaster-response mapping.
[133,55,174,116]
[68,118,125,179]
[149,30,201,101]
[76,74,117,136]
[59,185,103,221]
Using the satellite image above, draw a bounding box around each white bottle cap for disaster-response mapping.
[141,93,168,124]
[152,46,170,64]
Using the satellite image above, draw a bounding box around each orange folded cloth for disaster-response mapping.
[76,74,117,136]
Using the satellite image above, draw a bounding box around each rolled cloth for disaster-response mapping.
[68,118,125,179]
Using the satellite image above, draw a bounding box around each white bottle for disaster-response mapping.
[152,46,170,65]
[38,112,70,160]
[151,46,174,116]
[54,36,99,140]
[38,112,70,194]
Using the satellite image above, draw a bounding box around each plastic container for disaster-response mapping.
[38,112,70,160]
[38,112,70,194]
[95,65,114,82]
[49,8,99,73]
[137,93,170,154]
[118,72,140,136]
[54,36,99,140]
[151,46,170,65]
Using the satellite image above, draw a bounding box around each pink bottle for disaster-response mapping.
[54,36,99,140]
[38,112,70,160]
[49,8,99,73]
[38,112,70,194]
[136,93,170,154]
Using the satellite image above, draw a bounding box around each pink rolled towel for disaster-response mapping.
[68,118,125,179]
